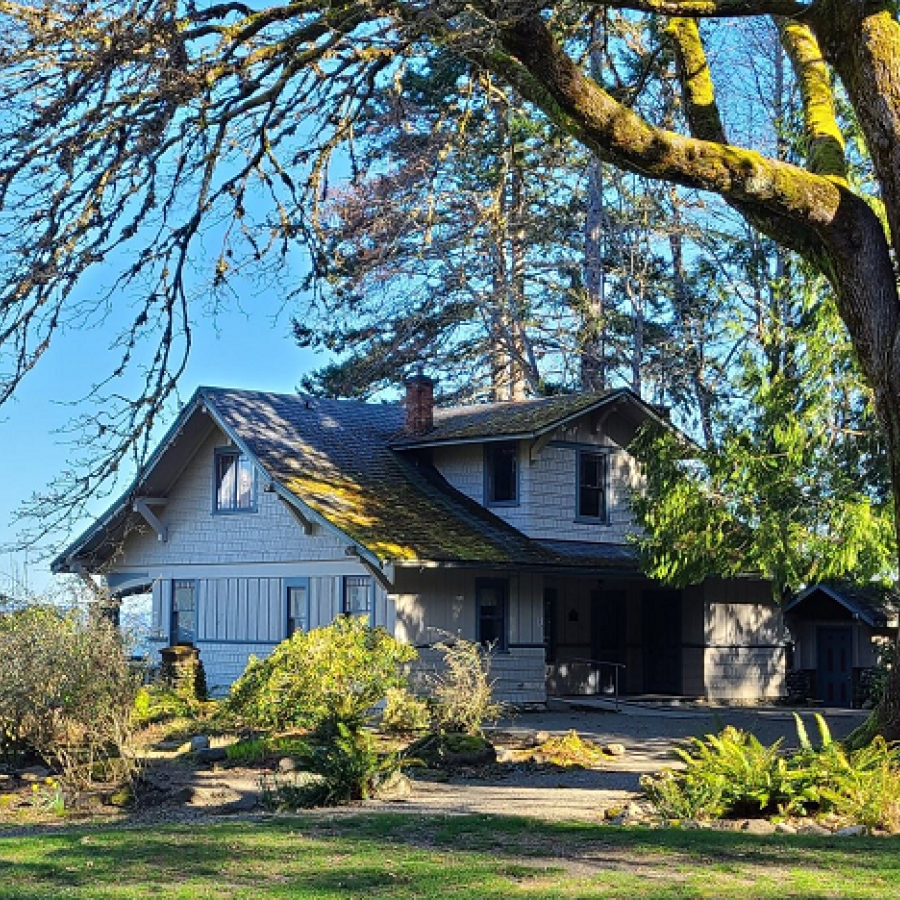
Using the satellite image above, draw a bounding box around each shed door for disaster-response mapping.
[817,626,853,707]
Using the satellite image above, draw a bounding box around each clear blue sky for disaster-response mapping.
[0,289,320,597]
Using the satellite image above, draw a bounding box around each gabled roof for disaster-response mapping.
[54,386,649,575]
[785,581,900,629]
[390,387,668,448]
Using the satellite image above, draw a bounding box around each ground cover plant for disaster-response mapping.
[1,813,899,899]
[641,715,900,830]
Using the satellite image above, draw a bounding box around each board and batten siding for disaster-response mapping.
[701,578,786,700]
[391,567,546,705]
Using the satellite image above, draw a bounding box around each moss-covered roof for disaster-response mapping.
[203,387,640,569]
[391,391,622,446]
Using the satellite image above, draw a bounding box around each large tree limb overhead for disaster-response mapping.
[582,0,813,17]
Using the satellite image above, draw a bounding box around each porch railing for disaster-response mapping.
[561,658,626,712]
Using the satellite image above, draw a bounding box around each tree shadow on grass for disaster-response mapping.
[0,813,899,899]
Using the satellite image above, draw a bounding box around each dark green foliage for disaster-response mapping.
[642,715,900,830]
[225,617,416,733]
[260,725,404,807]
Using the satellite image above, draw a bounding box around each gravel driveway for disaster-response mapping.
[389,701,869,821]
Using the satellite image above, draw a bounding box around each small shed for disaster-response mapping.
[784,582,898,708]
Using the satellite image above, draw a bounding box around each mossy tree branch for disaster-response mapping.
[779,18,848,185]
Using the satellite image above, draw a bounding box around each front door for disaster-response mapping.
[642,590,682,694]
[817,626,853,707]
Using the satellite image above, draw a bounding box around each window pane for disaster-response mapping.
[345,577,371,614]
[236,457,254,508]
[216,454,236,509]
[578,453,606,519]
[172,581,195,644]
[580,486,601,518]
[287,585,308,636]
[489,444,517,503]
[477,581,507,651]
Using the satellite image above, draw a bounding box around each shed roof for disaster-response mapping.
[785,581,899,629]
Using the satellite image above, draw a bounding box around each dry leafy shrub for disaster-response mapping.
[381,687,430,734]
[226,616,416,734]
[530,730,608,768]
[428,635,502,736]
[0,604,140,788]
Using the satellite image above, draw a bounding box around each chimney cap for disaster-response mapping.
[405,365,435,387]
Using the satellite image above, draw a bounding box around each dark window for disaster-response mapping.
[286,579,309,637]
[343,576,372,616]
[485,442,518,506]
[215,449,255,512]
[477,579,508,652]
[578,450,608,521]
[171,580,196,645]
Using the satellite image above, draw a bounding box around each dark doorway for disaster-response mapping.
[642,590,682,694]
[543,587,558,663]
[817,626,852,707]
[592,588,626,665]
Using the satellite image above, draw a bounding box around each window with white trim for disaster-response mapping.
[343,576,372,615]
[286,578,310,638]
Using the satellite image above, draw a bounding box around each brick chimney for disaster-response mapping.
[405,368,435,435]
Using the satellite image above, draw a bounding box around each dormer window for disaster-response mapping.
[577,449,608,522]
[215,448,256,512]
[485,441,519,506]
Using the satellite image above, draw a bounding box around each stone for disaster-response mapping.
[534,731,551,744]
[278,757,299,773]
[189,786,243,807]
[218,794,260,814]
[741,819,777,835]
[18,765,50,782]
[194,747,228,765]
[834,825,866,837]
[605,743,627,757]
[189,735,211,752]
[495,748,515,764]
[798,821,831,836]
[775,822,797,835]
[374,771,413,802]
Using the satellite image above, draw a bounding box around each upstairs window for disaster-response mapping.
[343,576,372,616]
[577,450,608,522]
[485,441,518,506]
[215,448,255,512]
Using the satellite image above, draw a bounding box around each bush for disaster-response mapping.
[226,617,416,733]
[381,687,430,733]
[427,636,501,736]
[641,715,900,830]
[0,604,140,788]
[131,684,199,727]
[260,724,403,807]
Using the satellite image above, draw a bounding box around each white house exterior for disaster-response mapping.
[54,379,788,703]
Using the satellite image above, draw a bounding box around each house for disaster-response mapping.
[53,375,788,703]
[784,582,898,708]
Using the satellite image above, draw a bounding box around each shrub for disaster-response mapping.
[226,617,416,733]
[427,636,501,736]
[641,715,900,830]
[0,604,140,788]
[131,685,199,727]
[225,734,308,765]
[260,724,403,807]
[381,687,430,733]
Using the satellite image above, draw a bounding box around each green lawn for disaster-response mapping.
[1,814,899,899]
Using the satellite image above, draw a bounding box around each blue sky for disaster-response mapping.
[0,292,320,597]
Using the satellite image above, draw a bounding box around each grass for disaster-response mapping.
[1,813,899,898]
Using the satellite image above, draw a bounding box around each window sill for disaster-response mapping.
[212,506,259,515]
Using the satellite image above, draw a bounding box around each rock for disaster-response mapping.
[194,747,227,765]
[189,786,243,807]
[18,766,50,782]
[495,747,515,764]
[834,825,866,837]
[278,757,298,773]
[531,752,547,765]
[682,819,704,830]
[169,786,196,804]
[798,821,831,836]
[605,743,627,758]
[741,819,777,835]
[157,739,186,752]
[218,794,260,814]
[775,822,797,835]
[375,771,413,802]
[189,735,210,752]
[534,731,551,744]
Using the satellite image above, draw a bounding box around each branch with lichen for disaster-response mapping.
[779,18,848,186]
[581,0,812,17]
